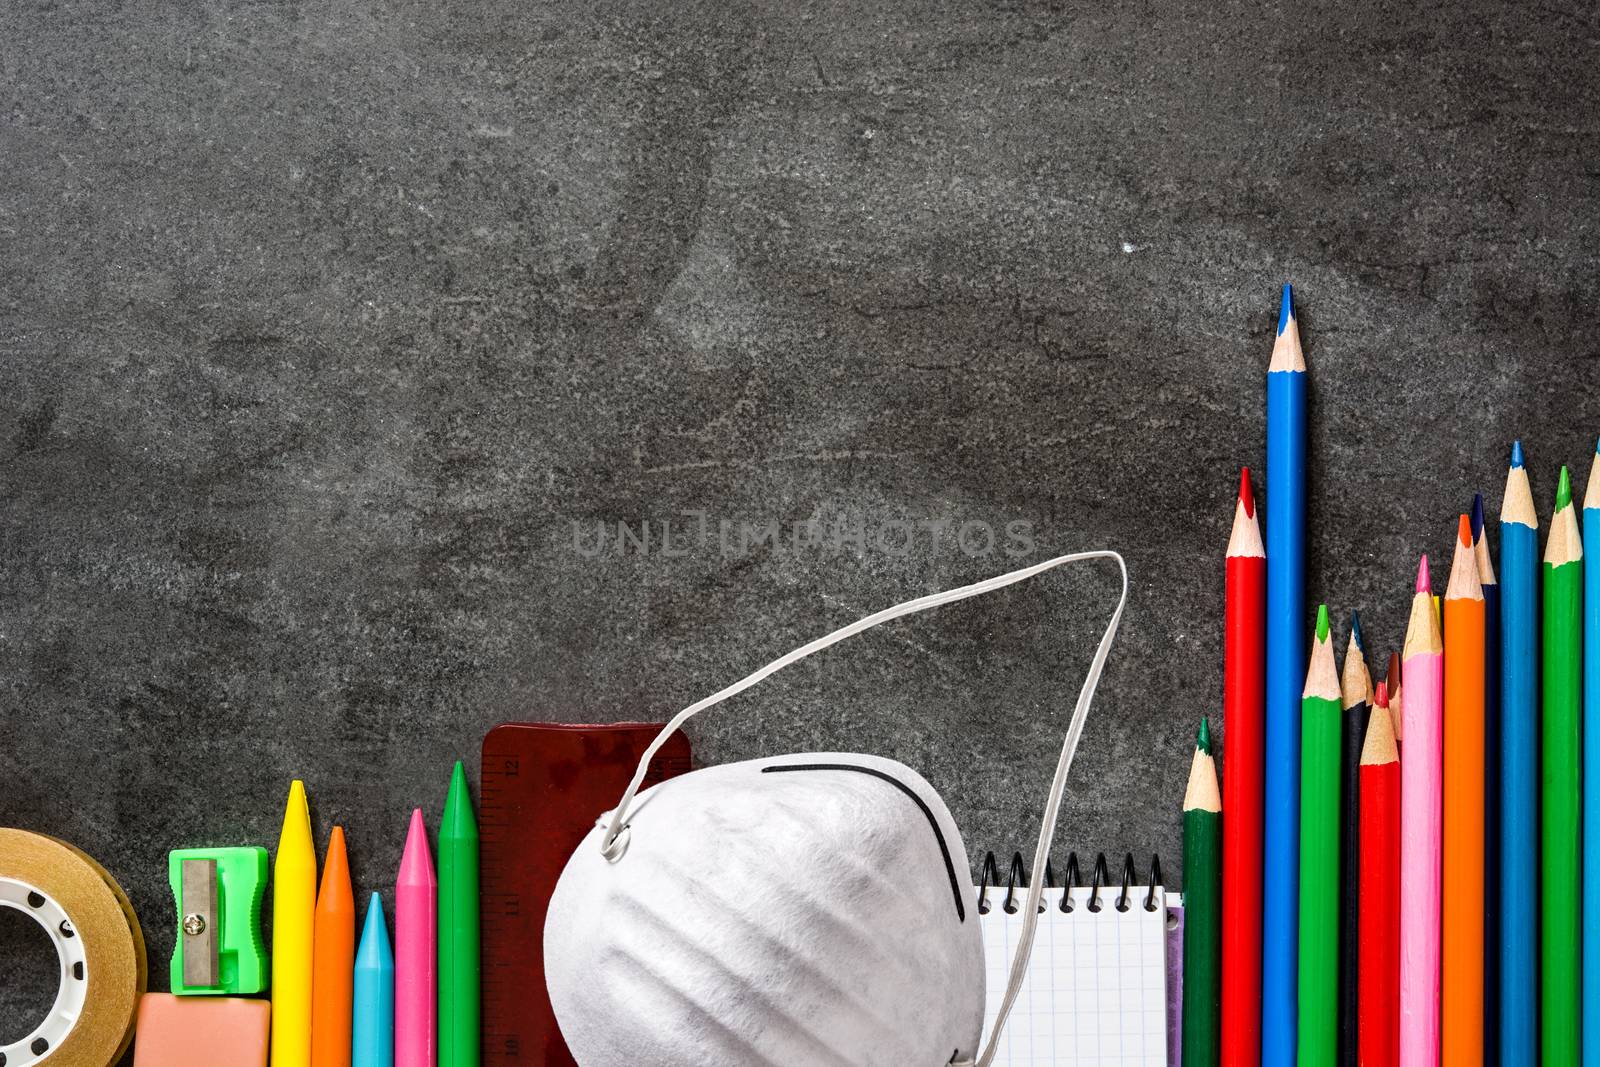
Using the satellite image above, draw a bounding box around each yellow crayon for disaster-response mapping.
[272,780,318,1067]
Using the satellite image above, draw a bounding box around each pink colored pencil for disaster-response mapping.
[396,808,437,1067]
[1400,557,1443,1067]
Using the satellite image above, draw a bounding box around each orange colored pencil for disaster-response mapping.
[1442,515,1486,1067]
[312,825,357,1067]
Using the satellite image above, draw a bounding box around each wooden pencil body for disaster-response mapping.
[1185,803,1221,1067]
[1263,358,1305,1067]
[1544,555,1583,1065]
[1474,492,1500,1055]
[1221,550,1265,1067]
[1359,744,1400,1067]
[1297,689,1341,1067]
[1479,578,1501,1058]
[1400,646,1441,1067]
[1499,510,1538,1064]
[1337,699,1365,1067]
[1442,595,1485,1067]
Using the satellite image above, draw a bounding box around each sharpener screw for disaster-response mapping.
[183,913,207,936]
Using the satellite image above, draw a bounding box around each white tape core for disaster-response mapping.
[0,876,88,1066]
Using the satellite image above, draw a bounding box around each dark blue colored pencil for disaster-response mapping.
[1498,441,1538,1065]
[1472,492,1502,1062]
[1264,282,1307,1067]
[1338,613,1369,1067]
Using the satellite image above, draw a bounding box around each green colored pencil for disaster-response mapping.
[440,760,481,1067]
[1183,714,1221,1067]
[1544,466,1584,1064]
[1298,605,1342,1067]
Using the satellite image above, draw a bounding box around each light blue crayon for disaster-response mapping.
[354,892,395,1067]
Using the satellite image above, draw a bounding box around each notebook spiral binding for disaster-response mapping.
[976,851,1163,916]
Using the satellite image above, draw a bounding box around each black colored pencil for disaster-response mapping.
[1338,613,1372,1067]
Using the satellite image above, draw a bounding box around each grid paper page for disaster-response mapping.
[979,884,1169,1066]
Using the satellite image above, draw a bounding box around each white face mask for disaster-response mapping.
[544,551,1129,1067]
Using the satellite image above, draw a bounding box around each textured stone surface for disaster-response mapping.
[3,0,1600,1042]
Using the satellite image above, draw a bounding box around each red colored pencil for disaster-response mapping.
[1222,468,1266,1066]
[1360,683,1400,1067]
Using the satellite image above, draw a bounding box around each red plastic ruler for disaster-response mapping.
[479,722,694,1065]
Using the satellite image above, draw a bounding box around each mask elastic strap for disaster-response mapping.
[596,551,1129,1066]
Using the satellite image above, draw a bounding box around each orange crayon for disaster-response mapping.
[311,826,357,1067]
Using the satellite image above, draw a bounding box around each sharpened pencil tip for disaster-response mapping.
[1239,467,1254,517]
[1457,513,1473,547]
[1590,447,1600,514]
[1267,284,1305,371]
[1416,554,1431,593]
[1557,465,1573,510]
[1315,602,1330,642]
[1350,611,1364,651]
[1471,493,1486,540]
[1197,714,1211,754]
[1511,439,1525,468]
[1374,680,1388,707]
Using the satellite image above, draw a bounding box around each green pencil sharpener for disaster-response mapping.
[167,846,269,995]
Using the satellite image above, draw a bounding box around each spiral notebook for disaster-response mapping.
[976,852,1173,1067]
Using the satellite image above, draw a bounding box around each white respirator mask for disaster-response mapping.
[544,550,1128,1067]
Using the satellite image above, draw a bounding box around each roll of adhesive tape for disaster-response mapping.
[0,828,146,1067]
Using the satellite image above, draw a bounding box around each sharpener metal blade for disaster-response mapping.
[180,858,220,988]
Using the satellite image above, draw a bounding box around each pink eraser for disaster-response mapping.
[133,993,270,1067]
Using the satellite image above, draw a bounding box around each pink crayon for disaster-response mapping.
[396,808,437,1067]
[1400,556,1443,1067]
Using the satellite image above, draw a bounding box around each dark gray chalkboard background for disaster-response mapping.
[3,0,1599,1043]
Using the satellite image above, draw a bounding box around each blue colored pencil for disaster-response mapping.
[1499,441,1538,1066]
[355,892,396,1067]
[1264,282,1307,1067]
[1472,491,1502,1057]
[1585,441,1600,1067]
